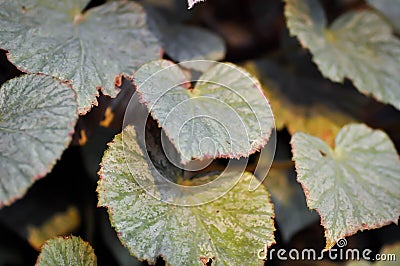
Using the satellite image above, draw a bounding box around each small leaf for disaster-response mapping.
[134,60,274,164]
[0,0,161,113]
[0,74,77,207]
[97,126,275,265]
[284,0,400,110]
[367,0,400,34]
[161,25,226,67]
[36,236,97,266]
[291,123,400,250]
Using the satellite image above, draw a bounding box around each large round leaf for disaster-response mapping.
[0,74,77,207]
[36,236,96,266]
[291,124,400,249]
[97,126,276,265]
[133,60,274,164]
[284,0,400,111]
[0,0,162,113]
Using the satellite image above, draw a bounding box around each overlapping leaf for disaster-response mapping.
[284,0,400,110]
[161,25,226,66]
[36,236,96,266]
[97,126,275,265]
[0,0,161,113]
[291,123,400,249]
[0,74,77,207]
[134,60,274,164]
[143,5,226,71]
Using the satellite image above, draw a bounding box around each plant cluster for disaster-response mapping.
[0,0,399,265]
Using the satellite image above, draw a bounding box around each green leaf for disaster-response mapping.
[0,0,161,114]
[367,0,400,34]
[36,236,97,266]
[284,0,400,110]
[291,123,400,250]
[134,60,274,164]
[161,25,226,66]
[0,74,77,207]
[97,126,275,265]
